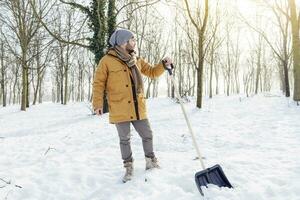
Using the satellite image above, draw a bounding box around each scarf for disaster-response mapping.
[113,46,144,94]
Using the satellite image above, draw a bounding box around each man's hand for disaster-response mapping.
[94,108,103,116]
[163,57,172,67]
[162,57,174,75]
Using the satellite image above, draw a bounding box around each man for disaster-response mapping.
[92,28,172,183]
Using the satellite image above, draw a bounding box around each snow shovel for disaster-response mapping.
[164,62,233,196]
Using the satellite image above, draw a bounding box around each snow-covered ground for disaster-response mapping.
[0,94,300,200]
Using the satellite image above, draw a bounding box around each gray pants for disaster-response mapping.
[115,119,155,163]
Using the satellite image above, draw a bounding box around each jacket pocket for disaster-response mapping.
[109,93,124,102]
[109,65,124,73]
[138,93,147,115]
[108,93,127,119]
[107,66,125,93]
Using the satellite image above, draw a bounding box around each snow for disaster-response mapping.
[0,95,300,200]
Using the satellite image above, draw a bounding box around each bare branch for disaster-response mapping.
[183,0,201,33]
[59,0,91,16]
[29,0,90,48]
[116,0,159,17]
[0,28,21,61]
[0,178,22,189]
[239,12,284,62]
[201,0,209,33]
[117,0,160,28]
[44,146,56,155]
[274,0,291,21]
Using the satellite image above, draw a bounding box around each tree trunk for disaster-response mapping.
[289,0,300,101]
[21,65,27,111]
[0,42,6,107]
[33,38,43,105]
[12,65,18,104]
[209,50,214,98]
[60,74,64,104]
[63,39,70,105]
[33,67,41,105]
[38,74,43,103]
[214,64,219,95]
[146,79,152,98]
[196,34,204,108]
[26,69,29,108]
[255,43,262,95]
[283,60,290,97]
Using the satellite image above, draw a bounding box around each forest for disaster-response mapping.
[0,0,299,111]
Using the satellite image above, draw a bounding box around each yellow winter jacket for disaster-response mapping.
[92,50,165,123]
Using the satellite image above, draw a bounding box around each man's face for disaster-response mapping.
[125,37,136,52]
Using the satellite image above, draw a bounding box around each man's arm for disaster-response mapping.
[139,58,165,79]
[92,59,108,112]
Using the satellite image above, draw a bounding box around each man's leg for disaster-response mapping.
[115,121,133,163]
[132,119,154,158]
[132,119,159,170]
[115,121,133,182]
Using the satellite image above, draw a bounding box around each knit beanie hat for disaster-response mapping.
[109,29,134,46]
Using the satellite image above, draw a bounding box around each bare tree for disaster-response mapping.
[51,8,78,105]
[0,0,44,110]
[207,9,222,98]
[257,0,292,97]
[123,1,167,98]
[254,34,263,94]
[244,54,255,97]
[242,0,294,98]
[31,31,53,105]
[183,0,209,108]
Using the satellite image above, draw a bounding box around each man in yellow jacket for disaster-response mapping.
[92,29,172,183]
